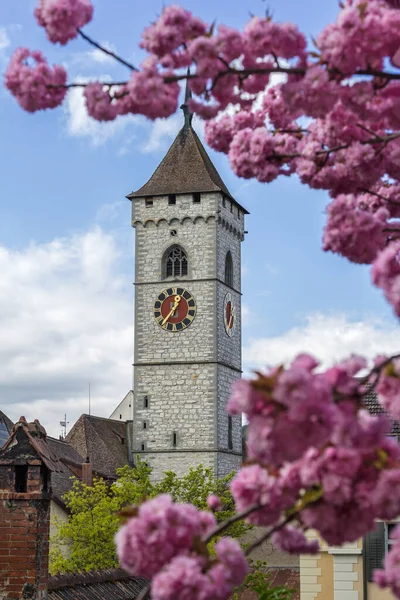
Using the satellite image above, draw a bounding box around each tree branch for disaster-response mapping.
[77,29,138,71]
[358,188,400,206]
[245,514,295,557]
[203,503,261,543]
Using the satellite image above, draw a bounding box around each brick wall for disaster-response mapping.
[0,439,50,599]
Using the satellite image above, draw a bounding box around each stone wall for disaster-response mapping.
[132,191,245,480]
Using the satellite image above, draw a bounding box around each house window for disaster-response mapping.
[145,197,153,207]
[237,207,240,219]
[193,192,201,204]
[14,465,28,493]
[365,522,398,581]
[230,201,233,213]
[173,432,177,447]
[164,245,188,278]
[141,442,146,451]
[225,251,233,287]
[222,196,226,208]
[143,421,147,430]
[168,194,176,205]
[143,395,149,409]
[228,417,233,450]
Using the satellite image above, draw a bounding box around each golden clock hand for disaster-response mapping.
[162,295,181,325]
[228,306,235,329]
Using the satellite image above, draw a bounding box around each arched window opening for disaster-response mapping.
[164,246,188,279]
[225,251,233,287]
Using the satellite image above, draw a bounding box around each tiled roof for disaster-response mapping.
[48,569,147,600]
[66,415,132,479]
[46,437,86,505]
[0,411,13,447]
[0,417,64,472]
[362,386,400,436]
[127,123,249,214]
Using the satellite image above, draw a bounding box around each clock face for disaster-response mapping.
[154,287,196,332]
[224,292,236,337]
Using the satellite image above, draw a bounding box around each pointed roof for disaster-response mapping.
[0,416,63,472]
[127,123,249,214]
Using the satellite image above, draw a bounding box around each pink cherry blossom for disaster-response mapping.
[323,194,389,264]
[84,83,118,121]
[376,355,400,418]
[372,242,400,317]
[207,494,222,511]
[115,495,215,578]
[272,526,320,555]
[35,0,93,45]
[5,48,67,112]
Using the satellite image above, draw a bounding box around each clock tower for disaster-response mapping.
[127,104,247,480]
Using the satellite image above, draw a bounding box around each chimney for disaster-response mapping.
[81,456,93,487]
[0,417,60,600]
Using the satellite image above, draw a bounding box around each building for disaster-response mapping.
[299,387,400,600]
[127,100,247,480]
[0,410,13,447]
[109,390,134,422]
[0,417,147,600]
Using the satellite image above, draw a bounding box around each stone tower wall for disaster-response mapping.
[132,191,244,480]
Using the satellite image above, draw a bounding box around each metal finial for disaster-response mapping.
[180,69,193,128]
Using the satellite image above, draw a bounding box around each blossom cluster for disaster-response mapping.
[228,354,400,547]
[35,0,93,44]
[115,495,248,600]
[115,352,400,599]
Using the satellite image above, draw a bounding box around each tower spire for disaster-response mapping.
[180,70,193,128]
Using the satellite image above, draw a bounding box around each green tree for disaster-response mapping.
[50,460,247,574]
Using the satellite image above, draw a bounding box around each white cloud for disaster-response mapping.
[0,26,11,67]
[0,227,133,437]
[87,42,117,65]
[63,77,182,151]
[63,74,139,146]
[141,114,182,153]
[243,312,400,371]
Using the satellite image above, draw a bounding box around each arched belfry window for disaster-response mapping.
[225,251,233,287]
[163,245,188,279]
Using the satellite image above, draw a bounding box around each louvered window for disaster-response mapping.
[365,522,385,581]
[164,246,188,278]
[225,251,233,287]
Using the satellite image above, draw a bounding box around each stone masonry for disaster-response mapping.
[131,188,245,480]
[128,118,247,481]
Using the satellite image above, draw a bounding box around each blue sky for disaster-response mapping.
[0,0,399,436]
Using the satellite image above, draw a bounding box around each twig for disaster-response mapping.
[204,503,261,543]
[77,29,138,71]
[245,514,295,557]
[359,352,400,393]
[48,81,128,89]
[358,188,400,206]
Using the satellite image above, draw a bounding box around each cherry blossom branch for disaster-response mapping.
[203,503,261,543]
[77,28,138,71]
[360,352,400,393]
[244,514,295,557]
[358,188,400,206]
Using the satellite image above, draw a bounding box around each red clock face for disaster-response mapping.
[154,287,197,332]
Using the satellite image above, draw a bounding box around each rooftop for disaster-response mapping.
[127,122,248,215]
[48,569,147,600]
